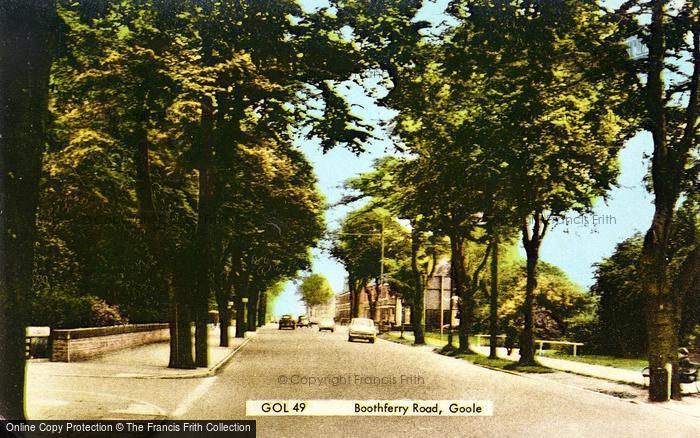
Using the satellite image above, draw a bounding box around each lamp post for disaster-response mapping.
[241,297,249,330]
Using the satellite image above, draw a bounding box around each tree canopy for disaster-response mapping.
[297,273,335,308]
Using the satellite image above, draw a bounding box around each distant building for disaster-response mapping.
[335,259,457,330]
[335,290,352,323]
[307,299,335,321]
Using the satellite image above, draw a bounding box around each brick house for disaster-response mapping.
[335,259,457,330]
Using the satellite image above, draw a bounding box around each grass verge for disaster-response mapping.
[540,351,646,371]
[439,345,554,373]
[381,332,553,373]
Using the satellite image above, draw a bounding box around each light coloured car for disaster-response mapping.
[348,318,376,343]
[318,317,336,332]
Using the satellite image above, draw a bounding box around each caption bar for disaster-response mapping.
[1,421,256,437]
[246,400,493,416]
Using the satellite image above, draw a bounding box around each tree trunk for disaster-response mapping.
[348,272,356,318]
[410,229,426,345]
[639,0,700,401]
[193,303,208,367]
[448,254,455,348]
[217,296,230,347]
[257,289,267,327]
[351,276,361,318]
[193,97,216,367]
[373,278,382,322]
[642,204,680,400]
[0,0,56,419]
[247,290,259,332]
[489,228,499,359]
[450,235,470,352]
[519,239,540,366]
[366,288,376,322]
[234,296,246,338]
[133,126,193,369]
[215,275,230,347]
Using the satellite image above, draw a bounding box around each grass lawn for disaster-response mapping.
[382,331,446,347]
[440,347,553,373]
[381,332,552,373]
[540,351,647,371]
[382,331,479,348]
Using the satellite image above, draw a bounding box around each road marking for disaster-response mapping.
[172,376,217,417]
[111,403,164,416]
[34,389,167,416]
[37,398,69,407]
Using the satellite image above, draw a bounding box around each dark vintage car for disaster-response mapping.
[278,314,296,330]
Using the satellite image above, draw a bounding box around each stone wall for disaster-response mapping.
[50,323,169,362]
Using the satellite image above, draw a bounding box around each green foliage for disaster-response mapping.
[297,274,334,307]
[331,206,410,286]
[478,257,595,340]
[590,234,646,356]
[40,0,366,331]
[265,281,287,322]
[31,288,128,329]
[591,199,700,356]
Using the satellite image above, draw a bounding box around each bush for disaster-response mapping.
[31,288,128,328]
[564,312,597,345]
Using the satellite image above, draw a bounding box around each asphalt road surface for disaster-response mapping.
[176,326,700,438]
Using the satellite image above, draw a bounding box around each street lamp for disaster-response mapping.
[241,297,249,329]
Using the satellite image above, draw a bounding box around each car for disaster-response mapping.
[297,316,310,327]
[309,317,319,326]
[318,317,335,332]
[348,318,377,343]
[278,315,296,330]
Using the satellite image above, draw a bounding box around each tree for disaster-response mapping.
[591,234,647,357]
[591,197,700,358]
[176,0,373,357]
[480,256,596,343]
[0,0,57,419]
[298,274,334,308]
[49,0,367,367]
[615,0,700,400]
[331,206,410,322]
[53,1,199,369]
[445,0,639,365]
[342,157,454,345]
[215,142,325,338]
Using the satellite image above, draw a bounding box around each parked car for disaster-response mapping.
[278,315,296,330]
[309,317,319,326]
[348,318,377,343]
[297,315,310,327]
[318,317,336,332]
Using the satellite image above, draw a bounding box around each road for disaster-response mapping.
[28,325,700,437]
[182,326,700,437]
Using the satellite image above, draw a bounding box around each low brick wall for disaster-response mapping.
[50,323,169,362]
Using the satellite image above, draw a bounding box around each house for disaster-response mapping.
[335,259,457,330]
[307,299,335,321]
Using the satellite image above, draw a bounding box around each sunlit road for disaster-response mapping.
[178,325,700,438]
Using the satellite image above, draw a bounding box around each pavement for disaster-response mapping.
[25,325,700,436]
[25,326,250,420]
[28,326,249,379]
